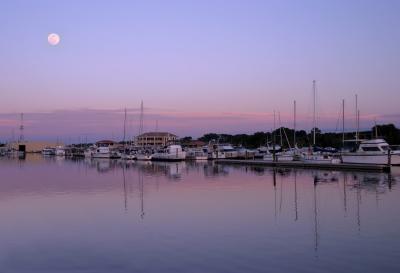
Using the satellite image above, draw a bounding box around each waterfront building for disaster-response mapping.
[135,132,177,147]
[8,141,60,153]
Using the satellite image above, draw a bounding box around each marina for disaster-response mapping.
[1,1,400,272]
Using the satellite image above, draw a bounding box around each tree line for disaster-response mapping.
[186,124,400,149]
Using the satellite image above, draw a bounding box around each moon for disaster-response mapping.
[48,33,60,46]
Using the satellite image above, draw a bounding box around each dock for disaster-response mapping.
[215,159,391,172]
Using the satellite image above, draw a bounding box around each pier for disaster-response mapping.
[215,159,391,172]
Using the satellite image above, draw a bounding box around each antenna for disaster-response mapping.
[19,113,24,143]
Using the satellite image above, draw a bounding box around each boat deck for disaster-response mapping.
[215,159,391,172]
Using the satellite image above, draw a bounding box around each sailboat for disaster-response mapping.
[300,81,341,164]
[121,108,136,160]
[136,101,153,161]
[263,111,294,162]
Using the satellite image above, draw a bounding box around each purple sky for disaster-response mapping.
[1,0,399,141]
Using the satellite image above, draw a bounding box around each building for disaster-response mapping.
[135,132,177,147]
[8,141,60,153]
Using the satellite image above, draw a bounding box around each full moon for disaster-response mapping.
[48,33,60,46]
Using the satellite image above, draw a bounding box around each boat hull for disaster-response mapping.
[341,153,400,165]
[152,155,186,161]
[300,154,341,164]
[136,154,152,161]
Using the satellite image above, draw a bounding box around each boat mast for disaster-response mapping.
[356,94,359,142]
[357,109,360,141]
[312,80,316,146]
[342,99,345,146]
[139,100,144,135]
[279,112,283,147]
[273,110,276,145]
[123,108,127,146]
[293,100,296,148]
[272,110,276,159]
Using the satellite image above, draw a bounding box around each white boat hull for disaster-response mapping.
[92,153,111,159]
[341,153,400,165]
[121,154,136,160]
[300,154,341,164]
[152,153,186,161]
[136,154,152,161]
[208,152,225,159]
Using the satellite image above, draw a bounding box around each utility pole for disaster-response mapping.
[18,113,24,143]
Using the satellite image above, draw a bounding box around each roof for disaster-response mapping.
[137,132,177,138]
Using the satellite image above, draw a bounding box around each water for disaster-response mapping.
[1,155,400,273]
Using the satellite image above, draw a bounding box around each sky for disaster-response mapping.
[0,0,399,141]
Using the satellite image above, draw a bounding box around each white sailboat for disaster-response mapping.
[121,108,136,160]
[135,100,152,161]
[300,80,340,164]
[263,111,294,162]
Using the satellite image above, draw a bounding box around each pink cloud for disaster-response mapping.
[0,108,399,142]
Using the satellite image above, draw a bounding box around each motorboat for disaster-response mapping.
[42,147,56,156]
[151,145,186,161]
[92,146,121,159]
[91,140,121,159]
[186,148,208,160]
[218,144,238,159]
[55,146,66,156]
[341,139,400,165]
[236,147,256,159]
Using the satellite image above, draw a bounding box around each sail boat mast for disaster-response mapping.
[355,94,358,141]
[293,100,296,148]
[312,80,316,146]
[123,108,127,144]
[342,99,345,146]
[139,100,144,135]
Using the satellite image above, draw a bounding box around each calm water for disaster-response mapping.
[1,155,400,273]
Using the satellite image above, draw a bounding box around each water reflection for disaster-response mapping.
[1,155,400,273]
